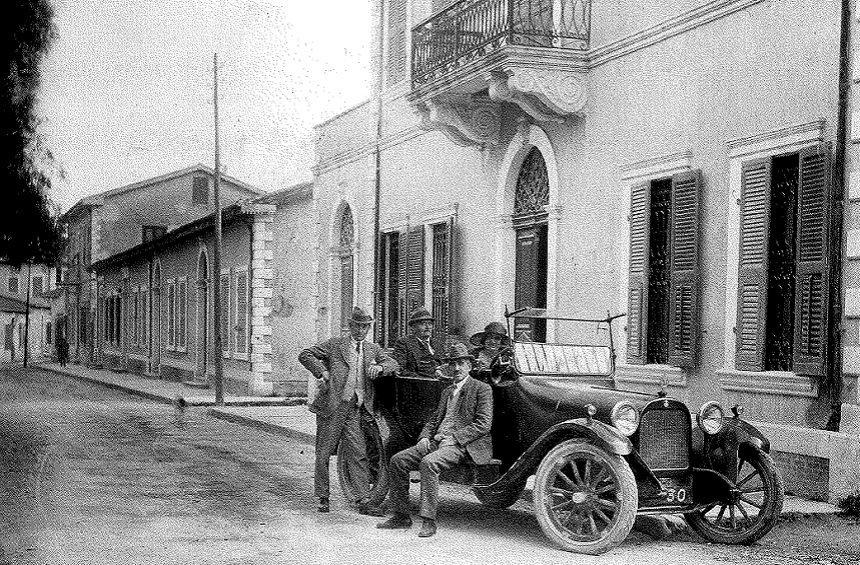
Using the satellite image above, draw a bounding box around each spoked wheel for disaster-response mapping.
[337,414,389,505]
[534,440,637,555]
[684,448,783,545]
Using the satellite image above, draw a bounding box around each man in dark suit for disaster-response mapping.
[377,342,493,538]
[378,307,444,460]
[298,307,399,514]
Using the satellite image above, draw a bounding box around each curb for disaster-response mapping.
[209,408,316,444]
[35,364,308,408]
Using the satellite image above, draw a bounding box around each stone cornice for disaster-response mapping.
[621,151,694,181]
[726,119,826,156]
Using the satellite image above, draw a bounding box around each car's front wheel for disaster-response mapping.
[336,414,389,506]
[684,448,783,545]
[533,440,637,555]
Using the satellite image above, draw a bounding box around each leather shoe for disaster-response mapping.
[358,502,385,517]
[418,518,437,538]
[317,498,330,513]
[376,513,413,529]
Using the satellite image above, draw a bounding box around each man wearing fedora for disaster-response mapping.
[378,306,444,459]
[377,341,493,538]
[298,306,398,515]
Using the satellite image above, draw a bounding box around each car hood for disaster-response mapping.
[515,375,656,423]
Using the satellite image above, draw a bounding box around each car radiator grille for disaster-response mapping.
[638,407,690,470]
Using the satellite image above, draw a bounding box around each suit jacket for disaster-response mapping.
[420,377,493,464]
[392,334,441,379]
[299,336,399,417]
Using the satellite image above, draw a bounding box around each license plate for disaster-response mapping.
[659,477,692,504]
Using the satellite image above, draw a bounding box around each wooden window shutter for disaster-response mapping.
[386,0,408,85]
[793,143,832,376]
[627,182,651,365]
[668,170,702,368]
[735,158,772,372]
[374,237,386,343]
[397,230,409,336]
[406,225,425,315]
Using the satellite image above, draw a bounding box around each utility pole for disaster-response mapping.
[23,262,31,368]
[212,52,225,405]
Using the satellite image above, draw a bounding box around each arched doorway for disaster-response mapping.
[150,261,162,374]
[513,147,550,342]
[196,249,209,381]
[337,205,355,334]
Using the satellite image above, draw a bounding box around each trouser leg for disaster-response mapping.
[341,403,370,501]
[418,444,467,520]
[314,408,348,499]
[388,444,425,515]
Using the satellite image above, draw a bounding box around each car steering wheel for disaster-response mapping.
[488,346,516,387]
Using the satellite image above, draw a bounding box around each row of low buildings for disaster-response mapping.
[44,0,860,501]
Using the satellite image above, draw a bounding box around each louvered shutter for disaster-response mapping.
[387,0,408,85]
[735,158,771,372]
[627,182,651,364]
[406,225,425,315]
[793,143,832,376]
[374,237,386,343]
[398,230,409,336]
[668,170,702,368]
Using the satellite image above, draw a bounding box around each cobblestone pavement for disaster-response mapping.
[0,366,858,565]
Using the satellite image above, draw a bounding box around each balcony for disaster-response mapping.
[409,0,591,147]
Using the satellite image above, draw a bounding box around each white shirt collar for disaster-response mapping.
[452,375,469,395]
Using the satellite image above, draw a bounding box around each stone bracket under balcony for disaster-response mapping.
[416,95,501,147]
[488,67,587,123]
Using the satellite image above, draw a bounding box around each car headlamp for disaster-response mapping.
[698,401,725,435]
[610,400,640,436]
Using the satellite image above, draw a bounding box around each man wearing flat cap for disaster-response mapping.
[377,341,493,538]
[299,306,398,515]
[377,306,444,459]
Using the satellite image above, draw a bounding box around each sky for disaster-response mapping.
[37,0,372,211]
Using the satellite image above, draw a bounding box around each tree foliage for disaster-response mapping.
[0,0,61,267]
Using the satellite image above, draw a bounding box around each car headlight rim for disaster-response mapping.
[611,400,640,437]
[698,401,725,435]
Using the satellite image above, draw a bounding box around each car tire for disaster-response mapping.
[683,448,783,545]
[336,415,389,506]
[533,440,637,555]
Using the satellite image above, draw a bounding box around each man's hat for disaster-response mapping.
[442,341,476,362]
[349,306,374,324]
[408,307,434,325]
[469,321,511,347]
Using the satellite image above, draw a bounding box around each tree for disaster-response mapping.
[0,0,61,267]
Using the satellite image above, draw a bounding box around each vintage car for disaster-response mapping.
[337,308,784,555]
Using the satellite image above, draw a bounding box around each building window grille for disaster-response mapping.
[8,276,18,295]
[646,178,671,364]
[234,271,247,355]
[178,279,187,350]
[513,148,550,217]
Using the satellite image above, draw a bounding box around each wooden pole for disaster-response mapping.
[212,53,224,405]
[23,262,31,368]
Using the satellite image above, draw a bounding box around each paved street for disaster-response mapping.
[0,366,858,565]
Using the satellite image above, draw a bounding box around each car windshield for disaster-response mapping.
[512,342,612,376]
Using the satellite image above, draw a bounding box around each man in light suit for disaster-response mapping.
[377,341,493,538]
[299,307,399,514]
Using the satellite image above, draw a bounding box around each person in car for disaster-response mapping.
[469,321,511,383]
[377,307,445,460]
[376,341,493,538]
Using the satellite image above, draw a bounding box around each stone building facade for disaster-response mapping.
[58,164,262,366]
[311,0,857,499]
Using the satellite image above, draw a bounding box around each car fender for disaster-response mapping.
[474,418,633,498]
[702,418,770,482]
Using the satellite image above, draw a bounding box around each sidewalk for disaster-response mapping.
[208,404,839,519]
[36,361,305,407]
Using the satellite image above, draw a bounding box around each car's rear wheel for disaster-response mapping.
[533,440,637,555]
[337,415,389,505]
[684,448,783,545]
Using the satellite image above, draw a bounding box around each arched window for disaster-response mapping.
[339,205,355,332]
[512,147,550,342]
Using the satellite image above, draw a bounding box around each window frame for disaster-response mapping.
[233,266,249,360]
[177,277,188,352]
[167,279,176,351]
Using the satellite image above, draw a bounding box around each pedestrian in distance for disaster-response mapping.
[298,306,398,515]
[377,341,493,538]
[57,335,69,367]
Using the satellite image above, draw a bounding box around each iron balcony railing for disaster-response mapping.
[411,0,591,88]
